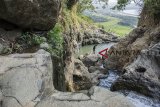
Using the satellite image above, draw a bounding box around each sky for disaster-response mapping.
[92,0,141,16]
[108,0,135,5]
[108,0,117,4]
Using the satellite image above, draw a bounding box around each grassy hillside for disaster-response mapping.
[95,16,133,37]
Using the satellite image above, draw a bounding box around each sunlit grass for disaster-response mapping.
[95,16,133,37]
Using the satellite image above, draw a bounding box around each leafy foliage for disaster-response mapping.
[48,23,63,56]
[113,0,132,10]
[77,0,95,13]
[144,0,160,15]
[20,32,46,46]
[113,0,160,14]
[77,0,109,13]
[11,32,46,53]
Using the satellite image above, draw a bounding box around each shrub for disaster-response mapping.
[20,32,46,46]
[48,23,63,56]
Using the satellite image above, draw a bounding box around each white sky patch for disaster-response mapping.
[108,0,135,6]
[108,0,117,3]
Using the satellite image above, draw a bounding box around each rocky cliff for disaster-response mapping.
[105,4,160,100]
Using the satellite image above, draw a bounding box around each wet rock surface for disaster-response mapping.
[98,70,160,107]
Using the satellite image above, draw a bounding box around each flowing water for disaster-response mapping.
[77,43,160,107]
[98,70,160,107]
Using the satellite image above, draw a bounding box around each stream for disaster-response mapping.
[75,43,115,58]
[99,70,160,107]
[77,43,160,107]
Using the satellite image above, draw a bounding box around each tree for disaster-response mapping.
[77,0,109,13]
[113,0,160,27]
[113,0,160,14]
[77,0,94,13]
[112,0,143,10]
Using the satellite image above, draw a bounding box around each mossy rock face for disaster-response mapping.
[0,0,60,30]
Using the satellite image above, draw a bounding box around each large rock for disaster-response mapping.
[36,86,135,107]
[111,42,160,100]
[88,66,108,85]
[0,0,60,30]
[82,54,101,68]
[73,59,92,90]
[0,49,54,107]
[104,27,148,70]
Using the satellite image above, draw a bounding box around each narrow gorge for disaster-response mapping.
[0,0,160,107]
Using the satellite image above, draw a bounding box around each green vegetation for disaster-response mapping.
[78,13,93,24]
[48,23,63,56]
[13,32,46,53]
[114,0,160,15]
[20,32,46,46]
[96,16,133,37]
[77,0,109,13]
[46,0,94,57]
[77,0,95,13]
[145,0,160,16]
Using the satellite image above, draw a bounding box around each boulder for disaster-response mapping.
[36,86,135,107]
[0,0,60,30]
[82,54,101,67]
[0,49,54,107]
[104,27,150,70]
[73,59,92,90]
[111,42,160,99]
[90,70,108,85]
[88,66,108,85]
